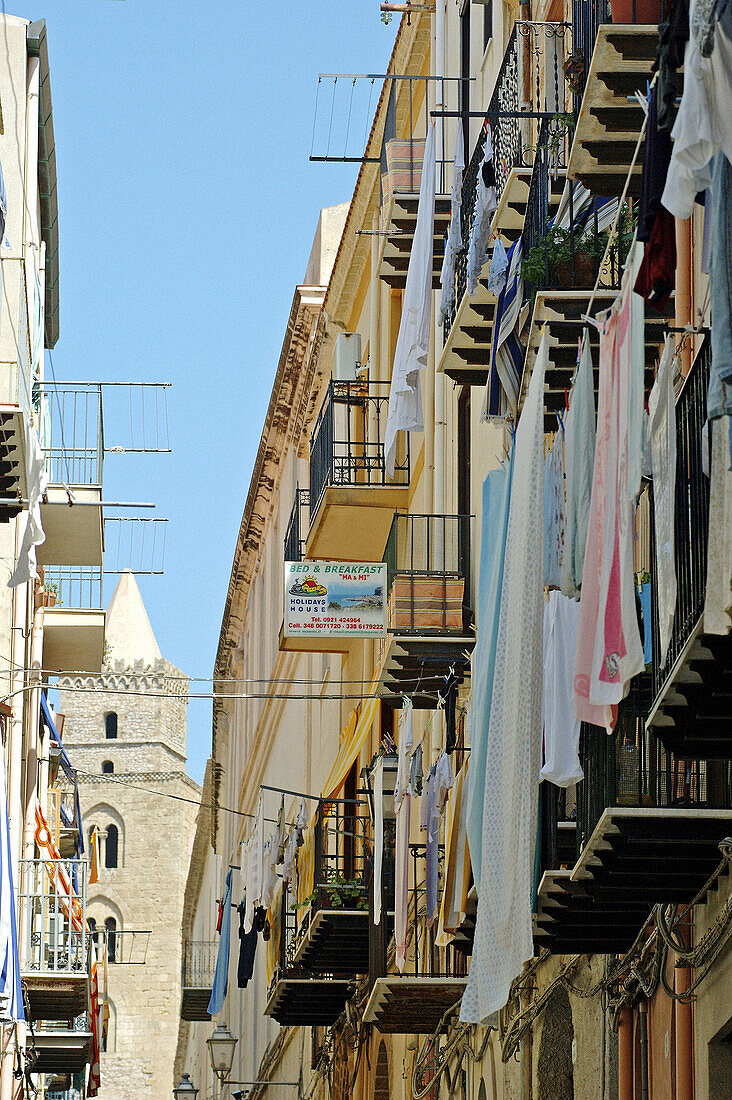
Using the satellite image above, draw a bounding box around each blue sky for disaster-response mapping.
[31,0,397,781]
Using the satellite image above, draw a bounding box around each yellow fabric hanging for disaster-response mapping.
[320,675,381,798]
[296,820,315,925]
[265,881,283,988]
[436,758,472,948]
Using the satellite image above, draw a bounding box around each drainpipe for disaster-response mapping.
[674,913,694,1100]
[433,0,446,518]
[617,1007,633,1100]
[638,1001,649,1100]
[23,609,44,860]
[370,212,380,381]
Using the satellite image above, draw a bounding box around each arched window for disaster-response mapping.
[104,712,118,740]
[105,917,117,963]
[105,825,118,869]
[88,917,99,948]
[102,761,114,774]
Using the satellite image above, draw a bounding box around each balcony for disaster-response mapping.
[38,384,104,569]
[536,676,732,953]
[375,514,473,709]
[40,568,105,674]
[439,21,571,386]
[377,78,453,290]
[568,19,659,196]
[363,844,467,1034]
[291,797,370,974]
[19,859,90,1021]
[265,797,370,1027]
[306,381,409,561]
[284,487,310,564]
[180,940,216,1022]
[646,339,732,758]
[31,1019,93,1075]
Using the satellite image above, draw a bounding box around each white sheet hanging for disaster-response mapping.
[460,329,547,1024]
[648,336,678,663]
[438,121,465,327]
[9,421,49,588]
[394,700,414,971]
[384,125,436,478]
[703,414,732,634]
[542,591,583,787]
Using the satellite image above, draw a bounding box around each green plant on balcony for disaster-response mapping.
[522,224,607,290]
[546,112,576,160]
[293,874,368,913]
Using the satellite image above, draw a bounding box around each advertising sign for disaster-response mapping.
[284,561,387,638]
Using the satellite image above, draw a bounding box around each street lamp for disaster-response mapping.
[207,1023,238,1083]
[173,1074,199,1100]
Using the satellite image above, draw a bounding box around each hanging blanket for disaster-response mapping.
[460,330,547,1023]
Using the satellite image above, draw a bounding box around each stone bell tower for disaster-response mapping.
[59,571,200,1100]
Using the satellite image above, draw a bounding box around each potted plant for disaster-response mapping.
[522,225,606,291]
[546,113,576,162]
[41,582,60,608]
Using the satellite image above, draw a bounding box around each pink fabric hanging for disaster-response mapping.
[574,247,645,731]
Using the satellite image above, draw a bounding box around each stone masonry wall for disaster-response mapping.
[60,660,199,1100]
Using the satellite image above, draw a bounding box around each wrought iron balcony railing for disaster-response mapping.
[309,381,410,517]
[383,513,471,633]
[182,939,217,989]
[444,21,572,335]
[576,677,732,855]
[19,859,89,978]
[284,487,310,564]
[649,337,711,704]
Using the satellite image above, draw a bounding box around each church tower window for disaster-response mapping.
[102,760,114,774]
[105,712,118,739]
[105,824,119,869]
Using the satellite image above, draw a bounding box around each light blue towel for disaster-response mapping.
[465,453,514,894]
[208,869,233,1016]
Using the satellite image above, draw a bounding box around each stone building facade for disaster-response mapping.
[60,572,200,1100]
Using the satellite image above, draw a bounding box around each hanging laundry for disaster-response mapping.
[208,869,233,1015]
[439,670,459,753]
[260,835,279,911]
[9,421,49,588]
[295,798,307,846]
[438,121,465,327]
[394,700,414,971]
[703,415,732,633]
[373,756,384,925]
[648,337,678,664]
[88,939,101,1096]
[467,125,498,295]
[408,743,423,795]
[0,745,23,1022]
[425,752,454,926]
[460,329,548,1024]
[637,85,673,243]
[634,207,677,311]
[237,904,265,989]
[384,125,436,478]
[466,455,513,894]
[281,830,297,887]
[295,819,315,925]
[265,882,282,990]
[544,428,566,590]
[542,592,583,788]
[436,758,472,947]
[653,0,690,132]
[708,152,732,424]
[275,795,286,864]
[662,5,732,219]
[481,237,524,420]
[486,237,508,297]
[575,245,646,732]
[561,331,596,597]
